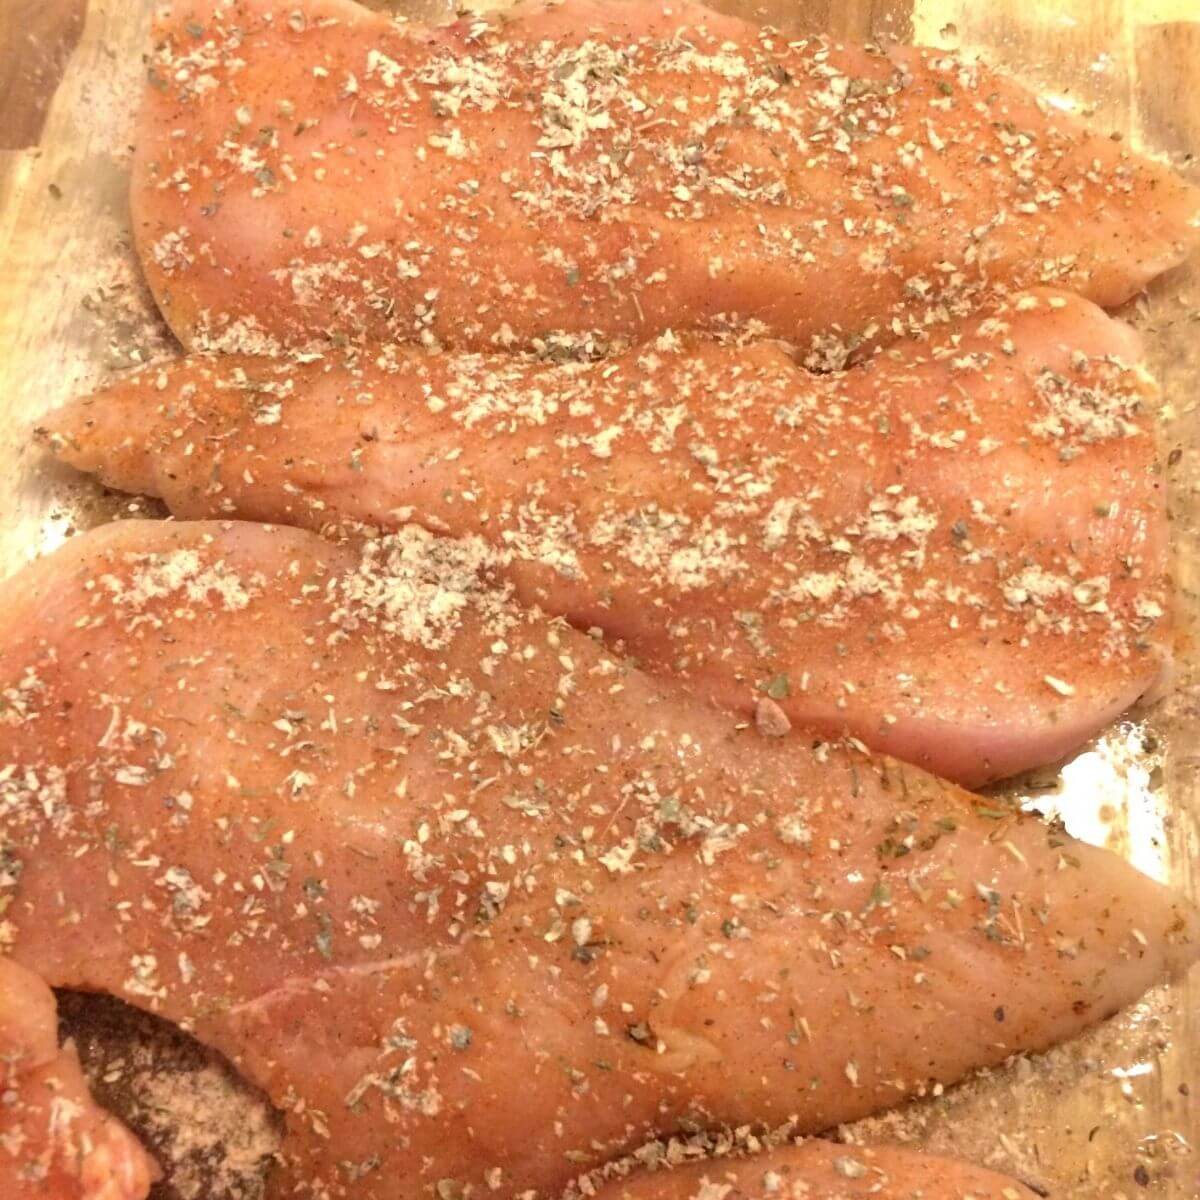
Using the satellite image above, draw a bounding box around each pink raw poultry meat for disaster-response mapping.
[44,291,1169,785]
[132,0,1200,358]
[0,958,158,1200]
[0,519,1194,1198]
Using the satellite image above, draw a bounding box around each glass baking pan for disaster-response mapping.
[0,1,1196,1196]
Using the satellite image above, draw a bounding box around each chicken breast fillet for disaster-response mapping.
[0,520,1194,1198]
[44,291,1169,785]
[133,0,1200,357]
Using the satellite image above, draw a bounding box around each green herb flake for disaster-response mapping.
[314,912,333,959]
[761,673,791,700]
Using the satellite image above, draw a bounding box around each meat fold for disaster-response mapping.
[0,958,158,1200]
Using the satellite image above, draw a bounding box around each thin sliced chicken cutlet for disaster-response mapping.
[133,0,1200,357]
[0,521,1195,1199]
[586,1143,1037,1200]
[0,958,159,1200]
[45,291,1169,786]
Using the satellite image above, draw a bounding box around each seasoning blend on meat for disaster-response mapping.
[45,290,1169,784]
[134,0,1200,358]
[8,0,1200,1194]
[0,520,1194,1198]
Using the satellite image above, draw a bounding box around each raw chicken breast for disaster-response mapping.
[0,958,158,1200]
[587,1143,1036,1200]
[44,291,1169,785]
[0,520,1193,1199]
[133,0,1200,357]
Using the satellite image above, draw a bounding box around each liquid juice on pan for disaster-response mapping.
[0,1,1195,1196]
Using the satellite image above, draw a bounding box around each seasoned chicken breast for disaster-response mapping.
[133,0,1200,356]
[0,521,1193,1198]
[44,291,1168,784]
